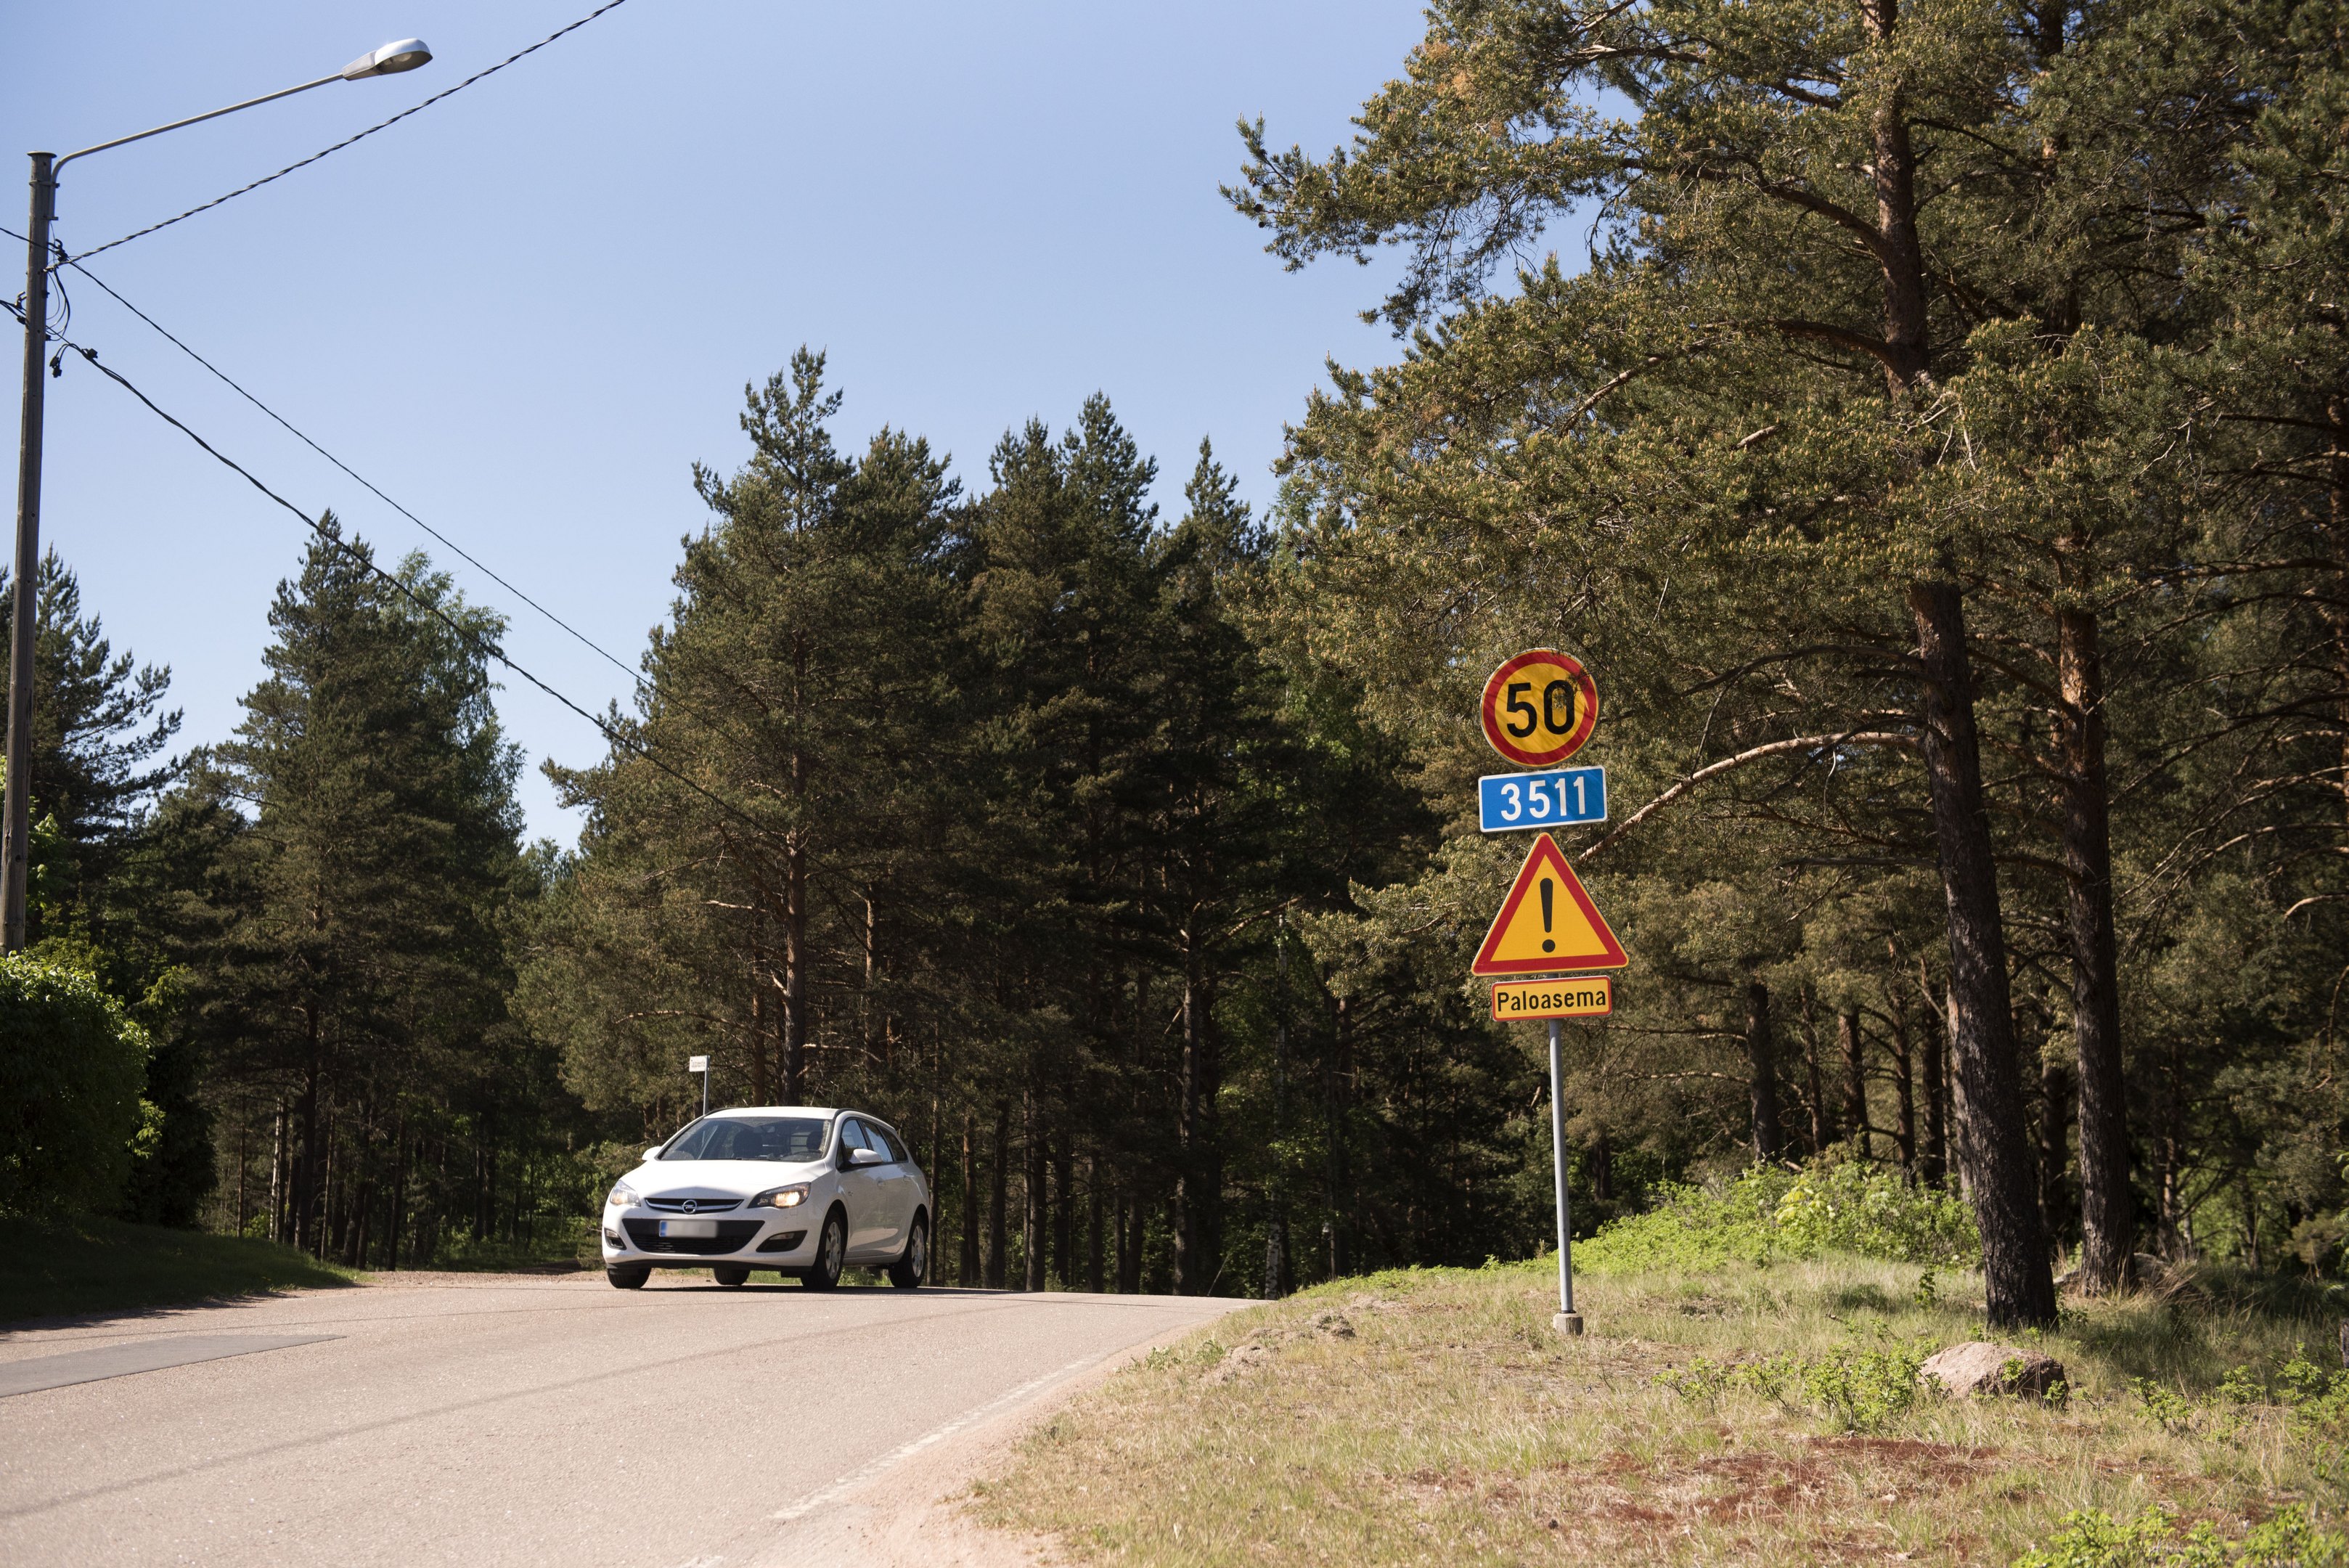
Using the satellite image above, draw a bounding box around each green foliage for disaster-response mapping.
[1801,1342,1929,1433]
[0,547,181,919]
[0,953,149,1215]
[1220,0,2349,1327]
[1581,1159,1980,1274]
[2012,1506,2349,1568]
[168,520,552,1265]
[1577,1172,1786,1273]
[117,1032,213,1228]
[2132,1377,2199,1437]
[1655,1337,1927,1433]
[1774,1158,1982,1267]
[526,354,1450,1295]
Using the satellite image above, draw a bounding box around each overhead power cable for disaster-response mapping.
[4,222,755,767]
[62,0,634,268]
[20,318,777,842]
[62,252,651,693]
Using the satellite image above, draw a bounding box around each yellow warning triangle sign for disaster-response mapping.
[1471,833,1627,976]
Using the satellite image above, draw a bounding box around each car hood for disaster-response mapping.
[627,1159,825,1201]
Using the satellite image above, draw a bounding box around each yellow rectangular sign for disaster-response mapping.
[1490,976,1613,1021]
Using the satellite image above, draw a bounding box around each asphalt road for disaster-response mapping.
[0,1272,1243,1567]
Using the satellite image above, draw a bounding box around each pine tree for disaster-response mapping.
[528,351,963,1135]
[181,520,526,1259]
[0,548,181,937]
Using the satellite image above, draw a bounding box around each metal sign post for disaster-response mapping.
[1548,1018,1582,1335]
[688,1055,708,1118]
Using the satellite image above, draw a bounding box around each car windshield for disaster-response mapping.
[659,1116,830,1162]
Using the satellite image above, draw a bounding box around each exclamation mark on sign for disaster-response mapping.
[1540,878,1556,952]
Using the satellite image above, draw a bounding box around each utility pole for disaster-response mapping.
[3,155,55,952]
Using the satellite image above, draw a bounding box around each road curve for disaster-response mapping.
[0,1273,1243,1567]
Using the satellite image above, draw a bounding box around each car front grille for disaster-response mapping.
[621,1219,762,1255]
[644,1196,742,1214]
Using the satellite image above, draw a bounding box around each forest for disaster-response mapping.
[5,0,2344,1323]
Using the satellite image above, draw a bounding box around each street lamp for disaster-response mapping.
[4,38,431,952]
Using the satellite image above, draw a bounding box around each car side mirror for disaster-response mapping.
[644,1147,663,1163]
[849,1146,886,1167]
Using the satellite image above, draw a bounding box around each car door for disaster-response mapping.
[863,1123,916,1255]
[833,1118,888,1258]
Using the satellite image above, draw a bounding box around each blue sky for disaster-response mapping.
[2,1,1423,842]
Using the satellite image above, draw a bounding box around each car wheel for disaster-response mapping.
[606,1264,650,1290]
[801,1208,846,1291]
[888,1210,929,1290]
[712,1265,750,1287]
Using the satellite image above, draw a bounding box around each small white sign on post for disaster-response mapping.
[687,1055,709,1117]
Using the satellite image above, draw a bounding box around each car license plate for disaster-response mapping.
[658,1218,717,1238]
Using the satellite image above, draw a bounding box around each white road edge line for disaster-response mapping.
[767,1351,1103,1524]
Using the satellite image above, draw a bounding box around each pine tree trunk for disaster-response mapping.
[269,1099,287,1244]
[2039,1050,2071,1254]
[783,835,806,1103]
[1052,1132,1073,1287]
[1023,1093,1045,1292]
[1325,992,1354,1278]
[1746,981,1782,1161]
[2332,395,2349,836]
[1892,1008,1917,1176]
[1908,581,2058,1326]
[1087,1153,1106,1293]
[1119,1184,1143,1294]
[293,1013,322,1253]
[1922,999,1948,1188]
[1196,984,1224,1289]
[2059,606,2135,1291]
[1173,947,1205,1294]
[1266,965,1289,1297]
[959,1112,979,1286]
[748,987,771,1105]
[986,1101,1008,1290]
[385,1114,407,1272]
[1801,992,1829,1153]
[1861,0,1930,391]
[1839,1012,1870,1159]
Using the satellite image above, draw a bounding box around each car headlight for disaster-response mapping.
[606,1182,638,1209]
[748,1184,809,1209]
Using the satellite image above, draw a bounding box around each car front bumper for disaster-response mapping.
[600,1209,813,1266]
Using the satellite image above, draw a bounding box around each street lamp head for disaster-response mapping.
[340,38,433,81]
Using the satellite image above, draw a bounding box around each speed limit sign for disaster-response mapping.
[1479,650,1598,767]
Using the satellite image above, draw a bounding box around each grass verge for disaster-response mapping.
[973,1257,2349,1565]
[0,1213,359,1323]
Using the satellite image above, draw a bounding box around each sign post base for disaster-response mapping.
[1551,1312,1585,1337]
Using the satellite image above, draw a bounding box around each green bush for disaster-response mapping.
[1773,1157,1981,1266]
[1577,1166,1792,1273]
[1578,1155,1982,1273]
[0,954,150,1214]
[1654,1340,1929,1434]
[2011,1506,2347,1567]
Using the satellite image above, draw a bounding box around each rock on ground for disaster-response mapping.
[1919,1341,2067,1400]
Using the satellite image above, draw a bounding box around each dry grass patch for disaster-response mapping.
[972,1259,2346,1566]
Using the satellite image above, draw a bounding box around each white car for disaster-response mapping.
[600,1106,931,1291]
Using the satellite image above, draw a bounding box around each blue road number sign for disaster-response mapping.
[1479,767,1606,833]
